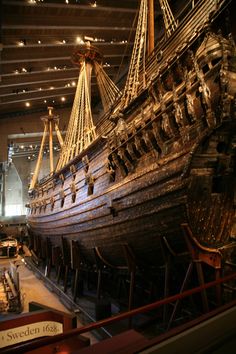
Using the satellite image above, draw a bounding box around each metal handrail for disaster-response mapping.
[2,271,236,354]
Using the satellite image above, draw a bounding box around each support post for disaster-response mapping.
[71,240,83,301]
[122,244,136,328]
[61,236,71,293]
[45,237,52,278]
[181,224,228,314]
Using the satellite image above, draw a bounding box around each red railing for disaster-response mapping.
[2,271,236,353]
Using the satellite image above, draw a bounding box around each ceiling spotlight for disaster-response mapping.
[84,36,94,42]
[61,97,66,102]
[22,68,27,72]
[65,0,69,3]
[38,40,41,44]
[91,1,97,7]
[62,40,66,44]
[25,102,30,107]
[50,86,54,90]
[76,36,84,44]
[44,100,47,103]
[72,81,76,86]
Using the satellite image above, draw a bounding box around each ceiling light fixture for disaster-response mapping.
[25,102,30,107]
[61,97,66,102]
[76,36,84,44]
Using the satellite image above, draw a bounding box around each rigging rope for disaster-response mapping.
[56,60,97,171]
[94,61,121,112]
[119,0,148,110]
[159,0,177,38]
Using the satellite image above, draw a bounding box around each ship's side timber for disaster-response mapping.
[96,0,232,132]
[27,1,236,267]
[187,123,236,246]
[28,146,190,266]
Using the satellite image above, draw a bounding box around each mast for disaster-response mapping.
[148,0,155,54]
[56,44,100,171]
[29,107,63,190]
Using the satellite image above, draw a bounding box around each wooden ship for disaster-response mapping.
[27,0,236,296]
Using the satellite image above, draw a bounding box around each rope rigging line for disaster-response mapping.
[114,5,140,84]
[56,59,97,171]
[159,0,177,38]
[120,0,148,109]
[30,107,63,190]
[94,61,121,112]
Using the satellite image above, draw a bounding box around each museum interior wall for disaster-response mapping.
[0,106,72,217]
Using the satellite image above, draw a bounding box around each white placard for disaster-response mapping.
[0,321,63,348]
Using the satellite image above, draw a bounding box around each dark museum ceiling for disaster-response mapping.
[0,0,181,119]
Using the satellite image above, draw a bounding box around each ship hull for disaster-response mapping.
[28,146,190,266]
[27,121,236,267]
[27,0,236,268]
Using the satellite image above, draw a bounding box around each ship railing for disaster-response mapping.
[2,271,236,354]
